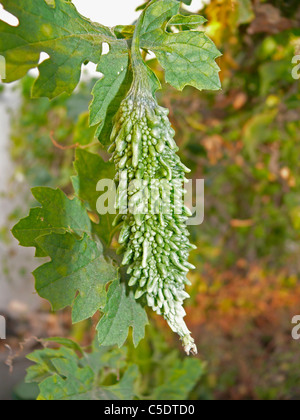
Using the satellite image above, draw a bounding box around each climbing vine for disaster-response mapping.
[0,0,220,373]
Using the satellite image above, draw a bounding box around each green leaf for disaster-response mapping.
[38,363,137,400]
[114,25,135,40]
[12,187,91,257]
[82,341,127,376]
[89,44,132,145]
[101,365,138,400]
[33,232,118,323]
[167,14,207,29]
[140,0,221,91]
[142,0,179,34]
[38,363,94,400]
[73,149,116,245]
[0,0,119,98]
[73,112,97,146]
[26,343,138,400]
[97,281,148,348]
[153,359,204,400]
[26,347,74,384]
[74,149,115,212]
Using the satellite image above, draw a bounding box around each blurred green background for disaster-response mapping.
[0,0,300,400]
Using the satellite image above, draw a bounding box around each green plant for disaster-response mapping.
[1,0,220,397]
[107,3,219,354]
[25,328,204,400]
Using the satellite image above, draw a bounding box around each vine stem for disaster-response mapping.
[130,2,152,97]
[50,131,99,150]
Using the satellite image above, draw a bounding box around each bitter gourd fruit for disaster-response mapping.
[109,82,197,355]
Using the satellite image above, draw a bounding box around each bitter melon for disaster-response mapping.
[109,81,197,355]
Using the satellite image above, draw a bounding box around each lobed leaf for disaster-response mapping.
[0,0,120,98]
[33,232,118,323]
[140,0,221,91]
[97,281,148,348]
[12,187,91,257]
[26,341,138,400]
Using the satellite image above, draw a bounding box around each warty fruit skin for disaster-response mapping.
[109,90,197,355]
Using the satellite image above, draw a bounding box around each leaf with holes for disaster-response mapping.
[0,0,122,98]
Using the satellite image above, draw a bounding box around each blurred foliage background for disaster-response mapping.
[1,0,300,400]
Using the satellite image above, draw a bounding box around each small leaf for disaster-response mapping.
[97,281,148,348]
[33,233,118,322]
[114,25,135,40]
[12,187,91,257]
[140,0,221,91]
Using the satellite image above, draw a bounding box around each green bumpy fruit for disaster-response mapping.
[109,88,197,355]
